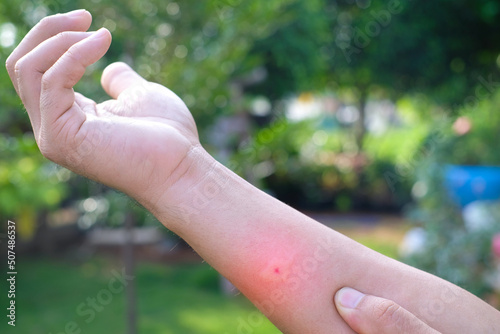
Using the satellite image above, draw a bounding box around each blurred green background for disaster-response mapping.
[1,0,500,333]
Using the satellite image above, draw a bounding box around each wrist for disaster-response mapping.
[139,145,232,232]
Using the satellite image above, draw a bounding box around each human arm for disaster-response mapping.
[6,10,500,334]
[147,146,499,334]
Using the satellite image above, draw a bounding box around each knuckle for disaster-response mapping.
[35,14,73,40]
[53,31,71,43]
[36,16,52,31]
[60,50,86,88]
[37,15,55,30]
[373,299,402,325]
[5,55,15,74]
[372,298,424,332]
[64,48,81,64]
[54,31,66,41]
[13,57,27,78]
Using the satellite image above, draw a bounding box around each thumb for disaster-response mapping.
[101,62,147,99]
[334,287,440,334]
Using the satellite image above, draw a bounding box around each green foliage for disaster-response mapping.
[0,134,67,216]
[404,89,500,296]
[433,89,500,166]
[75,189,165,229]
[228,114,424,210]
[404,176,500,296]
[247,0,333,98]
[245,0,500,154]
[331,0,500,107]
[363,125,429,165]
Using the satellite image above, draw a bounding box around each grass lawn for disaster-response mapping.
[0,228,401,334]
[337,221,409,260]
[0,257,279,334]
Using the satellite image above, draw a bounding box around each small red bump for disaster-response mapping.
[274,268,280,274]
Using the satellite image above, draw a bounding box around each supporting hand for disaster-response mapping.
[335,287,440,334]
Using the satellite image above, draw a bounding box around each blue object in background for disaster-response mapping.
[445,165,500,207]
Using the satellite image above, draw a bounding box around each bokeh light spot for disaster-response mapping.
[0,23,16,48]
[175,45,188,58]
[167,2,180,16]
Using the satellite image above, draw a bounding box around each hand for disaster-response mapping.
[6,10,202,206]
[334,287,440,334]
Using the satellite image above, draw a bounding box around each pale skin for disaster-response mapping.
[6,10,500,334]
[334,288,440,333]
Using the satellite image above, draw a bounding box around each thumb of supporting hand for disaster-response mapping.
[334,287,440,334]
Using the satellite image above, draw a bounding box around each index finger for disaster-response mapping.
[5,9,92,93]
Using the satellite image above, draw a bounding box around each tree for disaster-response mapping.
[330,0,500,147]
[243,0,500,149]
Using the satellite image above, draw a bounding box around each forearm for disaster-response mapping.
[142,147,500,333]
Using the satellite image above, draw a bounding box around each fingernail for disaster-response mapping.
[337,287,365,309]
[67,9,87,17]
